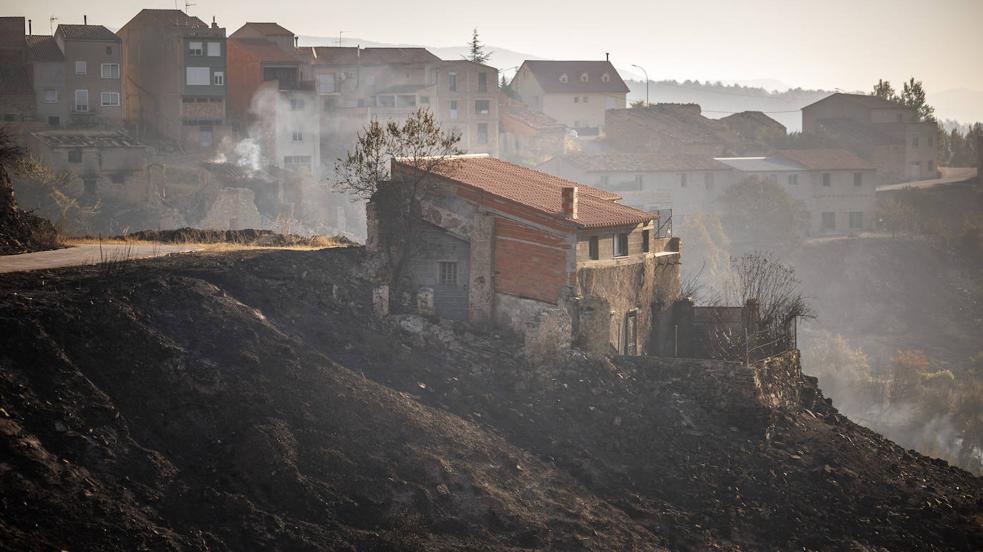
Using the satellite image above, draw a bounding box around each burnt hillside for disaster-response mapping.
[1,248,981,551]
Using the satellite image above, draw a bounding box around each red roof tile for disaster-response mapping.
[398,156,653,230]
[229,38,300,63]
[55,24,119,42]
[303,46,439,66]
[231,22,294,37]
[26,35,63,62]
[777,149,876,171]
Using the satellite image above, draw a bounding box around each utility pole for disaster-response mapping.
[631,64,649,106]
[337,31,350,46]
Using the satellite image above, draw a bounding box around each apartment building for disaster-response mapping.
[716,149,878,236]
[0,17,35,123]
[509,59,628,136]
[802,93,938,183]
[51,23,123,128]
[434,59,499,155]
[118,9,231,151]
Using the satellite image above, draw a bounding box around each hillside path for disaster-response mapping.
[0,244,200,273]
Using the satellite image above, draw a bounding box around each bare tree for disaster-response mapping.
[333,109,462,303]
[726,252,813,333]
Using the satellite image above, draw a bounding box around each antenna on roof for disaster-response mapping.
[185,1,196,14]
[49,16,58,34]
[337,30,349,46]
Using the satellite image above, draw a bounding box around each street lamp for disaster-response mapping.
[631,64,649,106]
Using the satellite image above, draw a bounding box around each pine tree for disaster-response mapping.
[466,28,491,64]
[900,78,935,122]
[872,79,897,101]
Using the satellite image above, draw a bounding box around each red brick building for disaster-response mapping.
[370,155,681,356]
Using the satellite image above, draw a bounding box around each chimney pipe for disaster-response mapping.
[28,19,31,36]
[83,15,87,25]
[294,36,298,48]
[605,52,609,62]
[561,187,578,219]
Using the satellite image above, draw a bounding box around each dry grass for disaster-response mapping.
[64,237,348,252]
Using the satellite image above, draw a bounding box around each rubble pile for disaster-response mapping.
[0,247,980,550]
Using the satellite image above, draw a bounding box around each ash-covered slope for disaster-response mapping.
[1,248,981,551]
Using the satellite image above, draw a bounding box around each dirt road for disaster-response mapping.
[0,244,200,273]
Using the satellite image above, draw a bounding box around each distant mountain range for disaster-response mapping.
[295,35,983,131]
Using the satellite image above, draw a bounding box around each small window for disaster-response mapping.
[788,174,799,185]
[449,100,459,120]
[588,236,599,260]
[110,172,125,184]
[614,232,629,257]
[47,116,60,126]
[822,212,835,230]
[853,172,863,186]
[477,123,488,145]
[100,92,120,106]
[601,73,610,83]
[680,173,687,187]
[43,88,58,103]
[580,72,589,82]
[291,130,303,142]
[448,72,457,92]
[822,173,831,187]
[559,73,568,83]
[642,229,650,253]
[213,71,225,86]
[474,100,490,115]
[634,174,643,188]
[75,61,87,74]
[68,149,82,163]
[912,135,919,147]
[438,261,458,286]
[599,175,609,186]
[100,63,119,79]
[105,46,112,55]
[574,96,579,103]
[323,97,337,111]
[290,97,305,111]
[704,172,715,189]
[419,95,430,104]
[582,96,589,103]
[849,212,863,229]
[2,114,14,122]
[478,72,487,93]
[189,41,203,56]
[83,178,97,196]
[207,42,221,56]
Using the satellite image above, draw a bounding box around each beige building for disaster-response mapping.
[118,9,232,152]
[509,59,628,137]
[802,93,937,183]
[539,152,735,228]
[716,149,878,236]
[434,60,498,155]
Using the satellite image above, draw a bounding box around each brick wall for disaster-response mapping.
[493,217,570,304]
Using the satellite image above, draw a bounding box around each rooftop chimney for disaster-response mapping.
[211,16,218,30]
[294,36,298,48]
[605,52,609,61]
[83,15,87,25]
[28,19,31,36]
[561,187,578,219]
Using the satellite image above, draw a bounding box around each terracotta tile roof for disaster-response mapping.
[304,46,439,66]
[400,156,653,230]
[124,9,225,38]
[558,152,731,172]
[606,104,733,145]
[31,130,147,149]
[502,103,564,131]
[26,35,63,62]
[519,60,629,94]
[231,22,294,37]
[804,92,907,111]
[777,149,876,171]
[229,38,300,63]
[55,24,119,42]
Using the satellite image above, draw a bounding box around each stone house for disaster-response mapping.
[369,155,681,357]
[603,103,740,156]
[715,148,878,235]
[508,59,629,137]
[538,152,735,227]
[118,9,232,152]
[801,93,938,183]
[499,99,567,164]
[26,129,150,202]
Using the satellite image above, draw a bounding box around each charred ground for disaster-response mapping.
[0,247,981,550]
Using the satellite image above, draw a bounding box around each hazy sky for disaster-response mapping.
[3,0,980,93]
